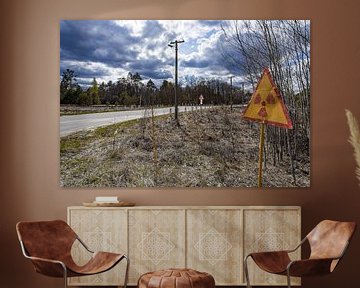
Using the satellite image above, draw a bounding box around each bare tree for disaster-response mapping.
[220,20,310,184]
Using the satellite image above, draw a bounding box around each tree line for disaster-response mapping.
[60,70,246,107]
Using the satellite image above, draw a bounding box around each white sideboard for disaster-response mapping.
[67,206,301,286]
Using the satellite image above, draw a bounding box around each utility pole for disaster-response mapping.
[168,40,184,123]
[228,76,234,111]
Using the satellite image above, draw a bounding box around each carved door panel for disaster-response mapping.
[243,209,301,286]
[128,209,186,284]
[68,208,128,286]
[187,209,243,285]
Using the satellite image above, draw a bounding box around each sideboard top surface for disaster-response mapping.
[68,205,301,210]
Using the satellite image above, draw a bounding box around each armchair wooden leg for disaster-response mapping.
[244,255,252,288]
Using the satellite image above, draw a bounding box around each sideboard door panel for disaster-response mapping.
[67,206,300,286]
[128,209,186,284]
[186,209,243,285]
[68,208,127,286]
[243,209,301,286]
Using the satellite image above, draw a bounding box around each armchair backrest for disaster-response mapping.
[16,220,77,261]
[307,220,356,261]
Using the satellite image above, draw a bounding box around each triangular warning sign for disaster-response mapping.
[243,68,293,129]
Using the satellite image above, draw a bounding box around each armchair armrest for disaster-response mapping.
[285,237,307,253]
[76,235,94,253]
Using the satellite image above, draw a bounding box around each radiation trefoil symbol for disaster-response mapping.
[242,68,293,129]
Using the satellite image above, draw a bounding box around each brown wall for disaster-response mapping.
[1,0,360,287]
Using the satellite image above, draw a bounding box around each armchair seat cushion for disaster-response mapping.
[250,251,291,274]
[66,251,124,276]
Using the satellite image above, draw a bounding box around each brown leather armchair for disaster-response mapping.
[244,220,356,288]
[16,220,129,288]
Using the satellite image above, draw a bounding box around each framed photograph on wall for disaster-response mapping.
[60,20,310,188]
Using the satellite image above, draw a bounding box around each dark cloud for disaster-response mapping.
[180,34,230,74]
[127,56,173,80]
[77,78,93,87]
[216,33,251,77]
[141,20,165,38]
[128,58,164,71]
[182,58,210,68]
[164,31,178,44]
[61,20,177,83]
[141,70,172,80]
[197,20,224,27]
[60,20,139,68]
[60,20,244,86]
[60,62,108,79]
[146,42,158,51]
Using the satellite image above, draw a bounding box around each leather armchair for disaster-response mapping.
[16,220,129,288]
[244,220,356,288]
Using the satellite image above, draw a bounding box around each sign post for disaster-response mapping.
[258,122,265,187]
[199,94,204,105]
[242,68,293,187]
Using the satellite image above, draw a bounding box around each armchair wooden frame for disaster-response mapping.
[244,220,356,288]
[16,220,129,288]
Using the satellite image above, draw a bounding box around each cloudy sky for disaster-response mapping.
[60,20,241,87]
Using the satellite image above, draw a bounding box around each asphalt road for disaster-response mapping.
[60,106,208,137]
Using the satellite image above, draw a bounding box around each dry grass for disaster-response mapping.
[60,107,310,187]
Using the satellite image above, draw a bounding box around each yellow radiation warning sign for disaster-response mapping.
[243,68,293,129]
